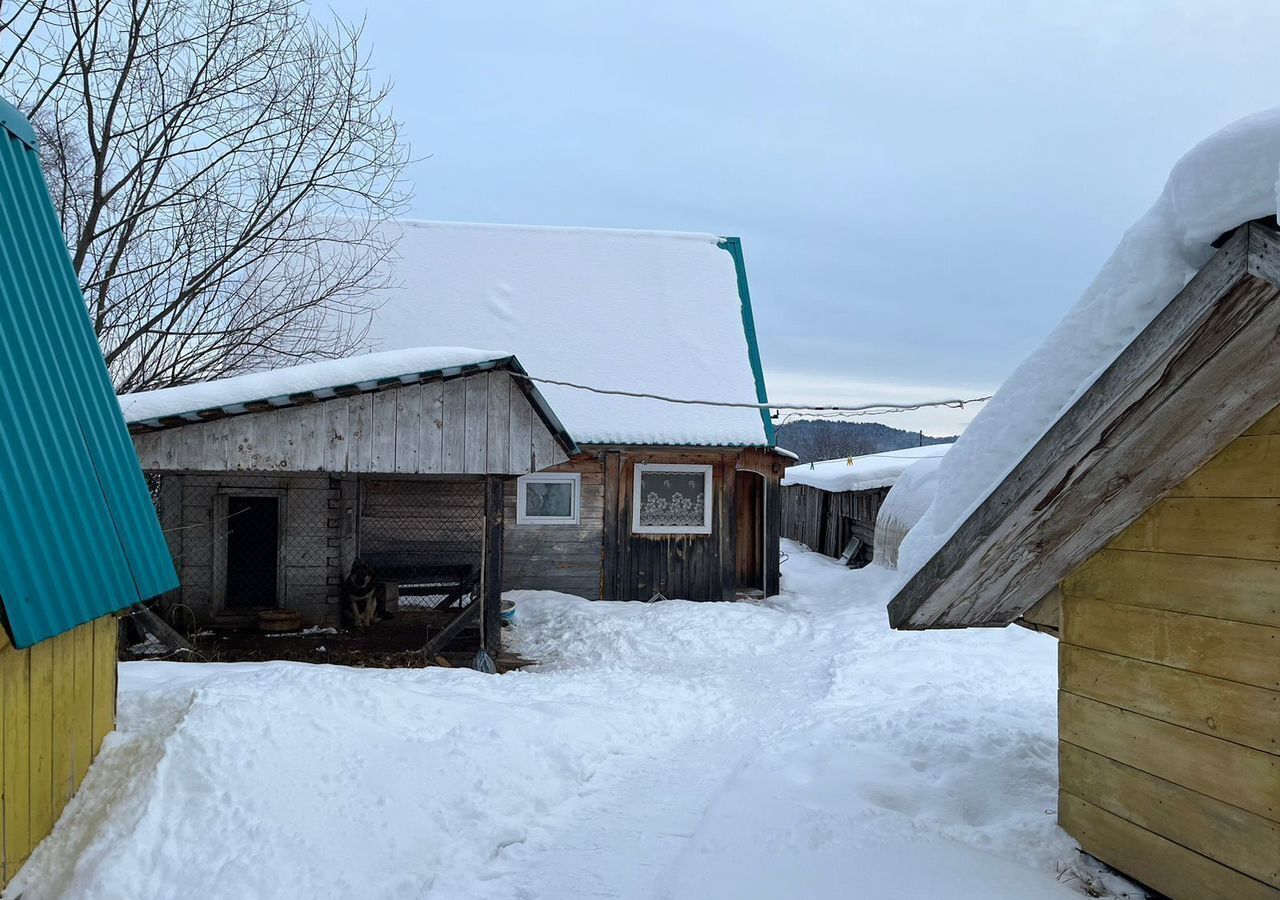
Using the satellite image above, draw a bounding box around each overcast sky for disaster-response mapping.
[334,1,1280,434]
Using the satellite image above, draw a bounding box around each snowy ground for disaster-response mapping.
[11,543,1096,899]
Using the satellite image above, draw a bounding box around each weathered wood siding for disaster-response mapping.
[604,447,781,601]
[133,371,568,475]
[503,447,783,601]
[502,457,605,598]
[781,483,890,561]
[1057,405,1280,900]
[0,617,116,886]
[155,473,339,625]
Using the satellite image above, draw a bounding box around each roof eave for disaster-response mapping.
[718,237,775,447]
[888,221,1280,630]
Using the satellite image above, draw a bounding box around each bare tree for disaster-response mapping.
[1,0,410,391]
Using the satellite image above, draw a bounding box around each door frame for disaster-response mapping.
[734,469,766,592]
[212,488,287,614]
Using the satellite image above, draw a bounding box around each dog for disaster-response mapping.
[342,558,379,629]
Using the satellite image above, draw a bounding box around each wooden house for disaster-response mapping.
[0,100,177,884]
[886,221,1280,900]
[781,445,950,564]
[362,221,787,601]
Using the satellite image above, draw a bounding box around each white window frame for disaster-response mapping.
[516,472,582,525]
[632,464,714,535]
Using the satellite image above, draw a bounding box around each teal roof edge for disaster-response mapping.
[717,237,775,446]
[0,98,38,150]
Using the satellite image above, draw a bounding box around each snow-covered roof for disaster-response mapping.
[782,444,951,493]
[361,221,771,447]
[120,347,515,425]
[888,106,1280,629]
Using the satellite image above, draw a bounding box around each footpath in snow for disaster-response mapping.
[10,542,1089,899]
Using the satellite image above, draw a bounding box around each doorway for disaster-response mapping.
[735,470,764,592]
[223,495,281,609]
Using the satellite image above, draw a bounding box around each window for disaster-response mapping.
[632,464,713,535]
[516,472,581,525]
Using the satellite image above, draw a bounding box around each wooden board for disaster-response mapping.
[134,369,569,476]
[1059,793,1279,900]
[1064,548,1280,628]
[1112,497,1280,561]
[3,635,30,878]
[1058,692,1278,822]
[1061,644,1278,754]
[1061,596,1279,690]
[1060,743,1280,888]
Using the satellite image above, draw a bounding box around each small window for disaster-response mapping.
[517,472,581,525]
[632,464,713,535]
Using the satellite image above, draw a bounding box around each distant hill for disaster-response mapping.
[775,420,956,465]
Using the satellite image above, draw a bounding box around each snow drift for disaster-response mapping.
[895,106,1280,586]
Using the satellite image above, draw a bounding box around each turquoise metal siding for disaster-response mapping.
[0,101,177,648]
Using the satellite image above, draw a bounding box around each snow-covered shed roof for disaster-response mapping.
[782,444,951,494]
[361,221,772,448]
[887,107,1280,630]
[119,347,576,454]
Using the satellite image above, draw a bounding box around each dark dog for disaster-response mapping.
[342,558,378,629]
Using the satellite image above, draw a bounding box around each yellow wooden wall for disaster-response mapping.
[0,615,116,886]
[1058,406,1280,900]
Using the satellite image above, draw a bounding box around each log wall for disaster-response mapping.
[1057,405,1280,900]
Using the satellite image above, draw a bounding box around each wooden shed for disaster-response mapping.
[123,349,578,657]
[887,221,1280,899]
[781,446,950,564]
[0,100,176,884]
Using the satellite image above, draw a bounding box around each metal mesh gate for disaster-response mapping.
[357,479,485,609]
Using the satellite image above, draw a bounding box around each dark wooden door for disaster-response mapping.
[224,495,279,609]
[736,471,764,590]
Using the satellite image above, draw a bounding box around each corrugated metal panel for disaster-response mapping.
[0,100,177,648]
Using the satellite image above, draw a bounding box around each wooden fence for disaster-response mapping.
[781,483,890,562]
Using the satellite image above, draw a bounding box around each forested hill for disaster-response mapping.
[775,420,956,465]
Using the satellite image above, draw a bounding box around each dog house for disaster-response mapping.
[123,349,578,656]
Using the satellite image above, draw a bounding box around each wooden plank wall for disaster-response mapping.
[0,616,116,886]
[502,457,606,599]
[1057,405,1280,900]
[780,483,890,560]
[503,447,783,601]
[603,448,783,601]
[132,371,568,476]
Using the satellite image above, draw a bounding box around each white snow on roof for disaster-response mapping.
[119,347,511,423]
[782,444,951,493]
[895,106,1280,587]
[362,221,769,447]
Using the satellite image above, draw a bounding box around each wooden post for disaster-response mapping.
[602,451,622,600]
[483,476,504,656]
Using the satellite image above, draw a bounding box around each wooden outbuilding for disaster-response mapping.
[781,446,950,564]
[0,100,176,884]
[887,221,1280,900]
[123,350,577,657]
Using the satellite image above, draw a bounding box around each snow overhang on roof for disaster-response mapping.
[120,347,580,457]
[887,222,1280,630]
[359,221,773,448]
[783,445,952,494]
